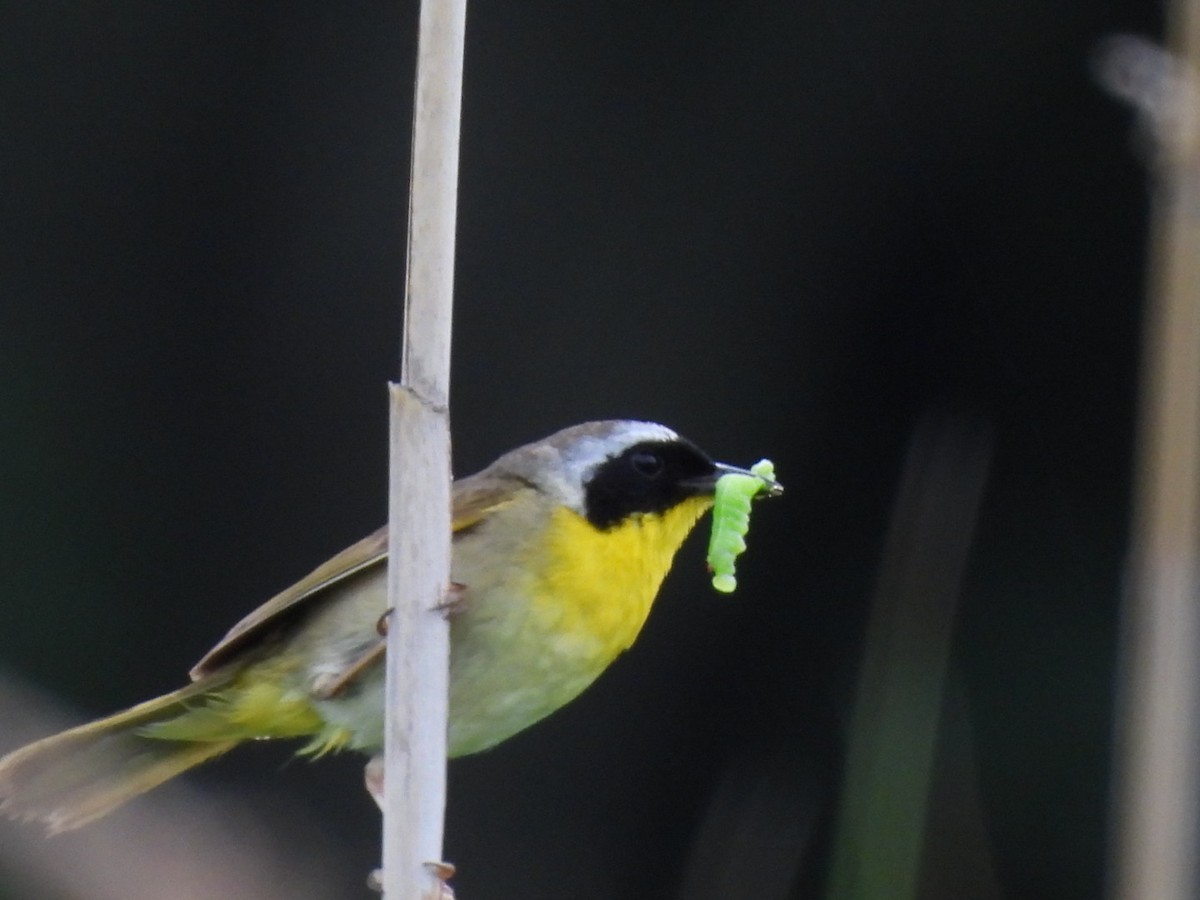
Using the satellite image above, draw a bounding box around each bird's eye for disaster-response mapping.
[630,450,665,478]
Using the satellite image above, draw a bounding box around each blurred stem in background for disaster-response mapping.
[825,413,993,900]
[1108,0,1200,895]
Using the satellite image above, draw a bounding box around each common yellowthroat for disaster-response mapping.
[0,420,780,833]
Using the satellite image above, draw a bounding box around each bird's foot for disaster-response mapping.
[433,582,468,618]
[376,609,393,635]
[374,582,465,633]
[366,862,455,898]
[365,754,385,810]
[427,861,456,899]
[310,639,386,700]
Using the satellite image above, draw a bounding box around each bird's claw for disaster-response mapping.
[427,861,456,899]
[432,582,468,618]
[376,609,393,635]
[365,862,455,898]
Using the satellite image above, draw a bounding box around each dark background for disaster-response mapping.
[0,1,1153,898]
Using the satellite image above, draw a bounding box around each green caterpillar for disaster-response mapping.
[707,459,777,593]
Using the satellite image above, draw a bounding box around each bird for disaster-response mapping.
[0,420,781,834]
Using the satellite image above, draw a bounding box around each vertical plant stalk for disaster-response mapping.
[825,416,991,900]
[383,0,467,896]
[1113,3,1200,898]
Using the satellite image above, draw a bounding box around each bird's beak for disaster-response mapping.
[684,463,784,498]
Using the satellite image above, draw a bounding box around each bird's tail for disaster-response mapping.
[0,675,239,834]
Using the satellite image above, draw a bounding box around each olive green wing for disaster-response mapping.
[189,527,388,678]
[188,476,523,680]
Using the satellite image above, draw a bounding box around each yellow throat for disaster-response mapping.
[534,495,714,663]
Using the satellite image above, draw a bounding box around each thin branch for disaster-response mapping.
[382,0,466,896]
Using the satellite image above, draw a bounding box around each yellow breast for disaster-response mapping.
[447,494,715,756]
[532,496,714,663]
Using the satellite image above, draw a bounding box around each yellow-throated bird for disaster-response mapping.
[0,420,780,832]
